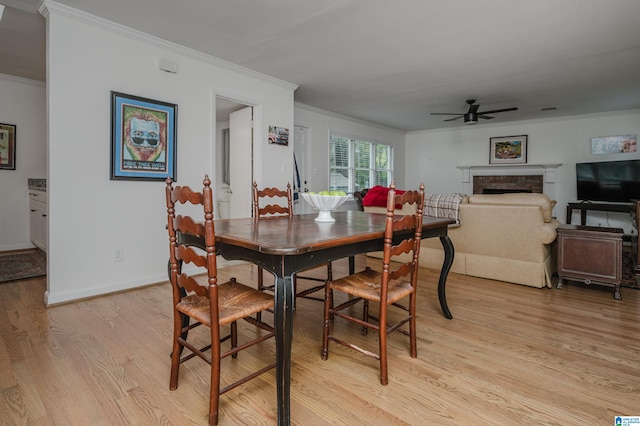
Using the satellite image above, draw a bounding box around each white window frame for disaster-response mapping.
[329,132,393,195]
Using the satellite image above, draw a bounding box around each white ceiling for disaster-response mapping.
[2,0,640,131]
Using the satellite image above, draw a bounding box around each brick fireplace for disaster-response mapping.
[457,163,562,213]
[473,175,544,194]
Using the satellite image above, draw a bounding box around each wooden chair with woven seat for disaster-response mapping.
[252,181,332,304]
[321,182,425,385]
[166,175,276,426]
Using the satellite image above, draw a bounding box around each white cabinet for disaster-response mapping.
[29,189,47,252]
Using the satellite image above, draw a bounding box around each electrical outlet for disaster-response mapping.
[112,248,123,262]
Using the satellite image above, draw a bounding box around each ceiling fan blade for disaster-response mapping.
[430,112,465,116]
[443,116,463,122]
[478,114,495,120]
[477,107,518,115]
[469,104,480,113]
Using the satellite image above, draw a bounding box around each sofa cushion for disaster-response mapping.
[467,193,556,222]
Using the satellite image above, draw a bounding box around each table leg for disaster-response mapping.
[348,255,355,274]
[438,236,454,320]
[273,272,295,426]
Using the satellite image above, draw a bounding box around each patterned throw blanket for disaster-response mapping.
[423,193,466,226]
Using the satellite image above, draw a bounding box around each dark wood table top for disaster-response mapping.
[212,210,455,255]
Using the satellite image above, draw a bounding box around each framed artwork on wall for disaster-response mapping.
[0,122,16,170]
[268,125,289,146]
[489,135,527,164]
[590,134,637,154]
[110,91,177,181]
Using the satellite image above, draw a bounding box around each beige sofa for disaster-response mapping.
[364,193,560,288]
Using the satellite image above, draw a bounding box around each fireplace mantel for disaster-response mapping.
[457,163,563,201]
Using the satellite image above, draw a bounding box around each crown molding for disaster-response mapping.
[40,0,298,92]
[295,102,405,135]
[0,73,46,87]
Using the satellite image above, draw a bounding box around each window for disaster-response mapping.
[330,133,393,194]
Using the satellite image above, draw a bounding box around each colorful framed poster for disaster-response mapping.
[0,122,16,170]
[489,135,528,164]
[110,91,177,181]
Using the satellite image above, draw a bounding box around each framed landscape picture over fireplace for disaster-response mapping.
[490,135,527,164]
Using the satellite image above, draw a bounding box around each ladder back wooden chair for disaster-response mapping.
[321,182,425,385]
[166,175,275,425]
[252,181,332,304]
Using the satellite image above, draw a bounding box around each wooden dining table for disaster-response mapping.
[185,210,455,425]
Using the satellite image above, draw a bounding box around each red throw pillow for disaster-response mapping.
[362,185,406,208]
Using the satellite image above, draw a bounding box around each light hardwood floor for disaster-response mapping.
[0,256,638,425]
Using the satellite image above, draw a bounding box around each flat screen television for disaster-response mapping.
[576,159,640,202]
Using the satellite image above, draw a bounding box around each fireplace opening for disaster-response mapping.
[483,188,533,194]
[473,175,543,194]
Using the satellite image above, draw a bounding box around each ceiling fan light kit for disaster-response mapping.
[432,99,517,125]
[464,113,477,125]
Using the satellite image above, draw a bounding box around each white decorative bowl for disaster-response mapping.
[300,193,348,222]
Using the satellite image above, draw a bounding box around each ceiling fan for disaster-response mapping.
[431,99,518,125]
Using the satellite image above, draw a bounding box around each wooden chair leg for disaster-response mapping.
[231,321,238,359]
[256,267,264,322]
[410,293,417,358]
[169,310,182,390]
[362,300,369,336]
[379,312,388,386]
[321,285,331,360]
[209,348,221,425]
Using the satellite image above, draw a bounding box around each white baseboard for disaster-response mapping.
[44,272,168,306]
[43,259,249,306]
[0,242,37,252]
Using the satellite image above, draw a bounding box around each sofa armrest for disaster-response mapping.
[353,189,369,211]
[539,219,561,244]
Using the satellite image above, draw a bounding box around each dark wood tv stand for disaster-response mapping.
[556,225,624,299]
[565,202,634,225]
[565,200,640,286]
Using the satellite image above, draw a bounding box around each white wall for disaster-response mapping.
[33,1,640,304]
[405,109,640,233]
[43,2,295,304]
[0,75,46,251]
[294,103,406,210]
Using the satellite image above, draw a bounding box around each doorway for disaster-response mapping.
[293,125,312,214]
[215,97,253,219]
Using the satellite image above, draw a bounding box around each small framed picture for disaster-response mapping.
[268,126,289,146]
[590,134,637,155]
[490,135,527,164]
[0,122,16,170]
[111,91,177,181]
